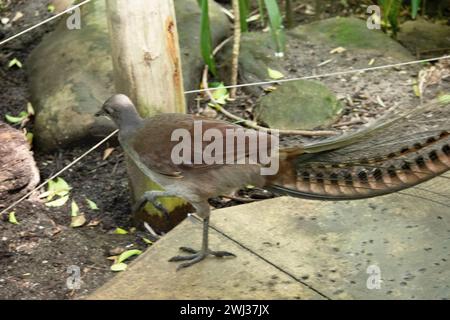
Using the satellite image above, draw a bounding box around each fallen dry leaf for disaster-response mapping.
[103,147,115,160]
[330,47,346,54]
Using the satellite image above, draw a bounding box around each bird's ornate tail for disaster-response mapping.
[268,95,450,200]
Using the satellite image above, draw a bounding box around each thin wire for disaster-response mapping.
[0,0,92,47]
[185,54,450,94]
[0,130,119,217]
[0,2,448,215]
[2,54,449,215]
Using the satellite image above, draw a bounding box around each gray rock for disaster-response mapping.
[296,17,412,59]
[217,31,287,96]
[255,80,342,130]
[397,18,450,57]
[28,0,230,150]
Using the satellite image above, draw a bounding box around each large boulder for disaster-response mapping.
[28,0,230,150]
[255,80,342,130]
[397,19,450,57]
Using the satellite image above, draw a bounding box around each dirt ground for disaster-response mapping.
[0,0,448,299]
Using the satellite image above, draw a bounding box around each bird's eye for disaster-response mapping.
[105,107,114,114]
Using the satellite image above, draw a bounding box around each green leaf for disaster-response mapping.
[110,262,128,272]
[142,237,153,245]
[70,214,86,228]
[117,249,143,264]
[9,212,19,225]
[114,228,128,235]
[71,201,80,217]
[26,102,35,116]
[413,84,420,97]
[8,58,22,68]
[25,132,33,145]
[264,0,286,55]
[210,82,229,104]
[45,195,69,207]
[85,198,99,210]
[257,0,265,27]
[47,4,55,13]
[438,94,450,105]
[411,0,421,19]
[46,177,71,201]
[267,67,284,79]
[5,111,28,124]
[238,0,249,32]
[379,0,401,35]
[199,0,217,75]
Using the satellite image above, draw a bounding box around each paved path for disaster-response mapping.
[89,173,450,300]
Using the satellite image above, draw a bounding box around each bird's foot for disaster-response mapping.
[169,246,236,270]
[132,191,170,221]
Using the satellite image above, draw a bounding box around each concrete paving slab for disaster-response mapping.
[210,173,450,300]
[89,217,324,300]
[90,173,450,300]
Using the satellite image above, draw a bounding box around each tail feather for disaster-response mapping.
[268,96,450,200]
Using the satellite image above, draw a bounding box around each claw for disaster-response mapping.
[169,246,236,270]
[210,251,236,258]
[132,192,171,222]
[177,255,207,270]
[152,201,170,221]
[179,247,198,254]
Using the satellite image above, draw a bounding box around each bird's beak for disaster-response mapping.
[95,109,106,117]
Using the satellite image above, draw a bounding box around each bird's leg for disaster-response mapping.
[132,190,173,221]
[169,216,236,270]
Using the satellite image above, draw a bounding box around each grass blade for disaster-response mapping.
[411,0,421,19]
[239,0,249,32]
[199,0,217,75]
[264,0,286,56]
[257,0,265,27]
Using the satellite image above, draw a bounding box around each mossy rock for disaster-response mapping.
[292,17,412,59]
[217,31,287,96]
[255,80,342,130]
[397,19,450,57]
[28,0,230,150]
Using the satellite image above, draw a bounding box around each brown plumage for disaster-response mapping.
[98,94,450,269]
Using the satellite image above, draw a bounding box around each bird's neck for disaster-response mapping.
[118,110,143,137]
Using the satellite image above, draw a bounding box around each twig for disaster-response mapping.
[201,66,337,137]
[230,0,241,99]
[212,36,232,56]
[332,119,365,128]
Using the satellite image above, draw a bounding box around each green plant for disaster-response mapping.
[199,0,286,76]
[264,0,285,55]
[378,0,424,35]
[257,0,265,27]
[411,0,421,19]
[379,0,402,34]
[199,0,217,75]
[239,0,250,32]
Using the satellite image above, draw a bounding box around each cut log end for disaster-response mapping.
[0,121,40,206]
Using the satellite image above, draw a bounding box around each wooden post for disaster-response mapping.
[106,0,192,232]
[106,0,186,116]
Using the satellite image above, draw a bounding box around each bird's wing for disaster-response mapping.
[125,113,273,177]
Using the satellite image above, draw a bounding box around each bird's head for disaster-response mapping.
[96,94,141,127]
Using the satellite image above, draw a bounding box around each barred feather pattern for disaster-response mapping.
[269,96,450,205]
